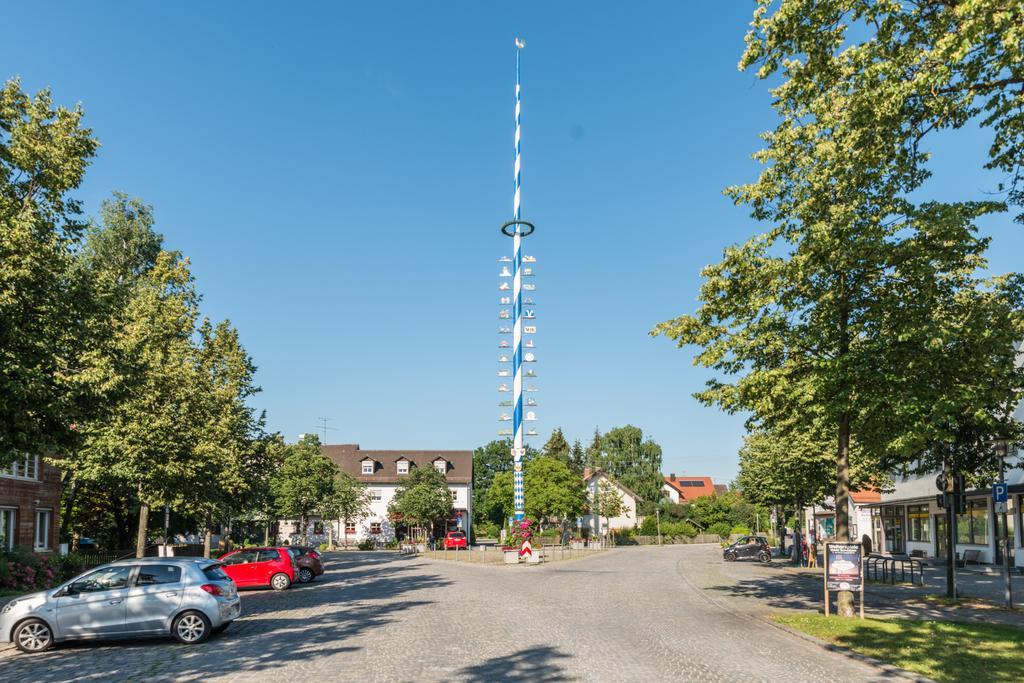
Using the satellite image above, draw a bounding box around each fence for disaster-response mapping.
[621,534,723,546]
[420,543,606,564]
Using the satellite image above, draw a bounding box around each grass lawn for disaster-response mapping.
[773,614,1024,682]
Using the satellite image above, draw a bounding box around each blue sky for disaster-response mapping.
[4,3,1020,483]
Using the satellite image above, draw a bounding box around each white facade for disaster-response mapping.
[801,496,875,545]
[582,470,640,535]
[662,482,680,504]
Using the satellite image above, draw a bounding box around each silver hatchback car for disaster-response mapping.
[0,557,240,653]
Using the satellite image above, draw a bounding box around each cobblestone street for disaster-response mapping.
[0,546,891,682]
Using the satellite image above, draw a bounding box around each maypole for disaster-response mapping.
[499,37,536,523]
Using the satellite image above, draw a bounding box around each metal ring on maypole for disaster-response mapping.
[500,219,535,237]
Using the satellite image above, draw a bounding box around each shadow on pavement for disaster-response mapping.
[456,645,575,682]
[1,552,449,682]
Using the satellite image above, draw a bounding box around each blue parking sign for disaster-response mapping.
[993,483,1008,503]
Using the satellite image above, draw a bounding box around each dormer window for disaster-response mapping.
[433,459,447,475]
[397,460,409,474]
[361,460,374,475]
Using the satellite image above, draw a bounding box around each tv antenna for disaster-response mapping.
[315,417,337,444]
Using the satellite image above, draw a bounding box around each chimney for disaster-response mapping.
[670,473,676,481]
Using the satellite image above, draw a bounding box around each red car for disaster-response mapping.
[219,547,297,590]
[443,531,468,549]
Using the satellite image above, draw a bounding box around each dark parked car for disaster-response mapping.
[288,547,325,583]
[723,535,772,563]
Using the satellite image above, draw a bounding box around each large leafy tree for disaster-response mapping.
[78,250,208,557]
[322,470,371,548]
[589,425,663,503]
[0,78,99,463]
[388,465,453,540]
[742,0,1024,222]
[657,1,1024,617]
[524,456,588,528]
[272,434,336,546]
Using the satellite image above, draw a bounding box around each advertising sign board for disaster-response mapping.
[825,542,862,590]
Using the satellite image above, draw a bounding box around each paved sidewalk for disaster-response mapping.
[685,551,1024,629]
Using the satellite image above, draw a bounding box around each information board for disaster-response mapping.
[825,542,862,591]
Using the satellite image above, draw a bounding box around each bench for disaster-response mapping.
[957,548,982,567]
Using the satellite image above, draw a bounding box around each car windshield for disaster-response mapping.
[202,563,230,581]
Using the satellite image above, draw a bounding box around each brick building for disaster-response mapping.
[0,454,62,553]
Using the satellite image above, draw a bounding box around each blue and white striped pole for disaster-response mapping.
[512,37,526,522]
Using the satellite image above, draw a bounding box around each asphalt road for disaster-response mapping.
[0,545,889,681]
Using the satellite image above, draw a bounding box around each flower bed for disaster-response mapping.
[0,548,59,593]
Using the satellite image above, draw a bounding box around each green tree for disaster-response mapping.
[472,438,536,525]
[593,479,626,539]
[585,428,602,468]
[523,456,588,528]
[272,435,336,546]
[77,251,208,557]
[325,470,371,548]
[0,78,99,463]
[484,471,515,526]
[591,425,663,503]
[388,465,453,541]
[741,0,1024,222]
[568,439,586,476]
[542,428,571,465]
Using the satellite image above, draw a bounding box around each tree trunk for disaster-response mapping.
[835,412,856,617]
[300,513,308,546]
[203,513,212,559]
[112,495,130,550]
[264,510,272,546]
[327,519,334,550]
[135,500,150,558]
[343,517,349,548]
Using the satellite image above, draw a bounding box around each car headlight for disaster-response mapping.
[2,600,18,614]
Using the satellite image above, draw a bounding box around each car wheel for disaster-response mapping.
[270,572,291,591]
[298,567,313,583]
[13,618,54,653]
[212,621,233,634]
[758,551,772,563]
[172,611,211,644]
[724,551,736,562]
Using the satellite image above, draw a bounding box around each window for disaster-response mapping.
[370,522,382,534]
[137,565,182,585]
[345,522,356,535]
[369,489,382,502]
[362,461,374,475]
[203,564,230,581]
[0,454,39,480]
[71,566,131,593]
[908,505,930,542]
[397,460,409,474]
[0,508,15,550]
[956,499,989,545]
[34,509,51,550]
[257,549,281,562]
[450,490,458,500]
[434,460,446,474]
[224,550,259,565]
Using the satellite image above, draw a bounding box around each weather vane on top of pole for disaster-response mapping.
[499,37,536,523]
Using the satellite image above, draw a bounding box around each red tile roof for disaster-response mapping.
[850,489,881,504]
[663,476,717,502]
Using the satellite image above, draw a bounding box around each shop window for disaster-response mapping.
[908,504,930,542]
[956,499,989,545]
